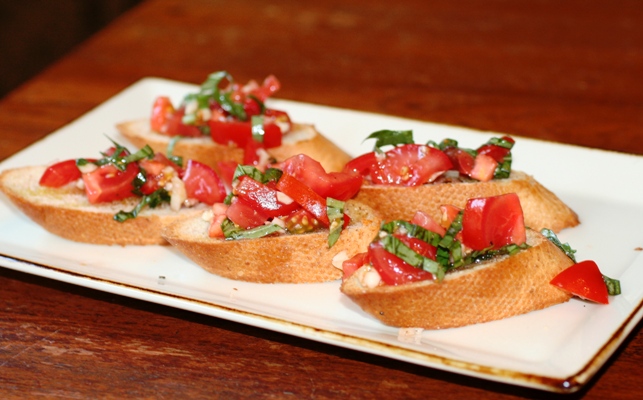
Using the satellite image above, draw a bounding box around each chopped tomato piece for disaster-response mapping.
[410,210,446,236]
[394,234,437,260]
[477,136,513,163]
[443,147,475,177]
[282,208,321,234]
[82,163,139,204]
[550,260,609,304]
[278,154,363,201]
[150,96,175,132]
[39,159,81,187]
[209,120,282,149]
[342,251,370,281]
[208,213,228,238]
[461,193,526,250]
[370,144,453,186]
[216,160,239,189]
[469,153,498,182]
[182,160,227,205]
[343,152,378,176]
[226,197,269,229]
[233,175,300,218]
[275,173,329,226]
[164,108,203,137]
[439,204,461,229]
[368,242,434,286]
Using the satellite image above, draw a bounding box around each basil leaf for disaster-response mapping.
[200,71,247,120]
[113,189,171,222]
[222,218,284,240]
[326,198,346,248]
[364,129,414,150]
[603,275,621,296]
[541,228,577,262]
[379,234,445,280]
[251,115,265,143]
[232,165,283,185]
[379,220,442,247]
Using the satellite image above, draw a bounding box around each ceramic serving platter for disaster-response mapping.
[1,78,642,393]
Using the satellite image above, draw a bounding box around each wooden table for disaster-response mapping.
[1,0,642,398]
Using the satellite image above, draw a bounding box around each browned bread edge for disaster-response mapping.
[340,229,574,329]
[161,201,382,283]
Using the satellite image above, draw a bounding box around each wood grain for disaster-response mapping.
[1,0,642,398]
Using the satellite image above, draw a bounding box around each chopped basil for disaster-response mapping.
[113,188,171,222]
[363,129,414,150]
[541,228,577,262]
[221,218,284,240]
[251,115,265,143]
[231,165,283,185]
[380,234,446,280]
[379,220,442,247]
[436,211,464,268]
[167,136,184,167]
[326,198,346,248]
[603,275,622,296]
[197,70,247,121]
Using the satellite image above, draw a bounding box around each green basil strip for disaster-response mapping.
[231,165,283,185]
[603,275,622,296]
[167,136,184,167]
[222,218,284,240]
[199,71,247,121]
[364,129,414,150]
[486,136,515,149]
[326,198,346,248]
[113,189,171,222]
[494,152,512,179]
[541,228,577,262]
[251,115,265,143]
[437,211,464,268]
[379,220,442,247]
[379,234,445,281]
[464,243,529,265]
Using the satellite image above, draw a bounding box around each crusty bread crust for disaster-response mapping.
[340,229,573,329]
[353,171,579,232]
[0,166,207,246]
[116,119,352,173]
[162,201,382,283]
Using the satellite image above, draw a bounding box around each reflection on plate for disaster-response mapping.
[1,78,642,393]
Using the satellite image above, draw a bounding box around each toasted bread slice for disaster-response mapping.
[353,171,579,232]
[162,201,381,283]
[116,120,352,173]
[0,166,207,246]
[341,229,573,329]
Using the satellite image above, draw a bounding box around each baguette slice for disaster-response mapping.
[162,201,381,283]
[0,166,208,246]
[116,120,352,173]
[353,171,579,232]
[341,229,573,329]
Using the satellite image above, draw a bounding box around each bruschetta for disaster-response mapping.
[162,154,381,283]
[344,130,579,233]
[116,71,351,174]
[340,193,617,329]
[0,141,226,245]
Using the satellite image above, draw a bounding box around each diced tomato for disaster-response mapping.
[209,120,282,149]
[343,152,377,176]
[394,234,437,260]
[278,154,363,201]
[275,173,329,226]
[82,163,139,204]
[469,153,498,182]
[182,160,227,205]
[368,242,434,286]
[342,251,370,281]
[443,147,475,177]
[150,96,175,132]
[138,153,183,195]
[439,204,461,229]
[369,144,453,186]
[208,213,228,238]
[461,193,526,250]
[164,108,204,137]
[233,175,300,218]
[283,208,321,234]
[477,136,514,163]
[410,210,446,236]
[226,197,269,229]
[216,160,239,189]
[39,159,81,187]
[550,260,609,304]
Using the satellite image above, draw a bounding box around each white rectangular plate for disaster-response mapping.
[1,78,642,393]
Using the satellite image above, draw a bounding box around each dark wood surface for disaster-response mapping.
[1,0,642,398]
